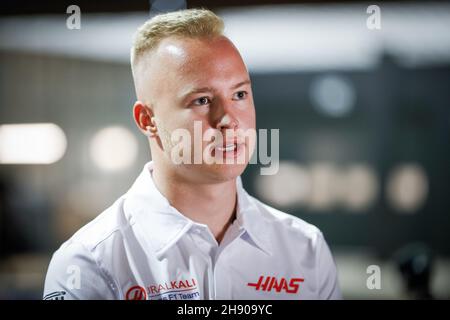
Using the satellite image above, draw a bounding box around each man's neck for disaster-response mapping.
[151,162,238,244]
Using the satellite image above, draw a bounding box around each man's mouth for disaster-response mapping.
[212,141,245,159]
[216,143,237,152]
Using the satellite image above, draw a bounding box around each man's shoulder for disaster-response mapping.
[249,195,323,243]
[44,196,129,300]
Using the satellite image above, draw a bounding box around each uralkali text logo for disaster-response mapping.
[126,278,199,300]
[247,276,305,294]
[149,278,197,295]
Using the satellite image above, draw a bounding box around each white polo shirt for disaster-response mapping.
[43,161,341,300]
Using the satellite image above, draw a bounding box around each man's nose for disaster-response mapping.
[214,102,239,130]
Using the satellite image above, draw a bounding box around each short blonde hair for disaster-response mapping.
[131,8,224,68]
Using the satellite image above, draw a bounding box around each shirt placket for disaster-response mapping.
[212,222,246,299]
[190,226,218,300]
[190,221,245,300]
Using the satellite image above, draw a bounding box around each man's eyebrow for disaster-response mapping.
[180,79,251,101]
[230,79,251,90]
[180,86,214,100]
[183,87,214,97]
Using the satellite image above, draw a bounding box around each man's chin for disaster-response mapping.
[209,162,247,180]
[183,162,248,183]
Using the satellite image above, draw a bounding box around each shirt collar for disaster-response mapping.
[123,161,273,258]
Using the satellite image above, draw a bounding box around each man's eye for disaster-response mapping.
[193,97,211,106]
[233,91,248,100]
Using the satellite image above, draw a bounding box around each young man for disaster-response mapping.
[43,9,341,300]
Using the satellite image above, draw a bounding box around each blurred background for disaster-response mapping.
[0,0,449,299]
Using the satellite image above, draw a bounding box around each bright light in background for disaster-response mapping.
[90,126,138,172]
[386,163,429,213]
[255,161,379,212]
[340,164,379,211]
[310,75,356,117]
[254,161,311,207]
[255,162,429,213]
[223,4,450,71]
[308,163,339,210]
[1,3,450,70]
[0,123,67,164]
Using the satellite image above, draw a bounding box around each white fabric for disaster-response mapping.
[43,161,342,300]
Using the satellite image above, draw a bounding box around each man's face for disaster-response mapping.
[143,35,256,183]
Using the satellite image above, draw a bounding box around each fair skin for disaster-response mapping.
[132,35,256,243]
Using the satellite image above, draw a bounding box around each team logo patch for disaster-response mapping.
[247,276,304,294]
[125,278,200,300]
[43,291,66,300]
[126,286,147,300]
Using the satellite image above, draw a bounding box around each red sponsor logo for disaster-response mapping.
[149,278,197,295]
[126,286,147,300]
[247,276,304,294]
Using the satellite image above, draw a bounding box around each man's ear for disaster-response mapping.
[133,101,158,137]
